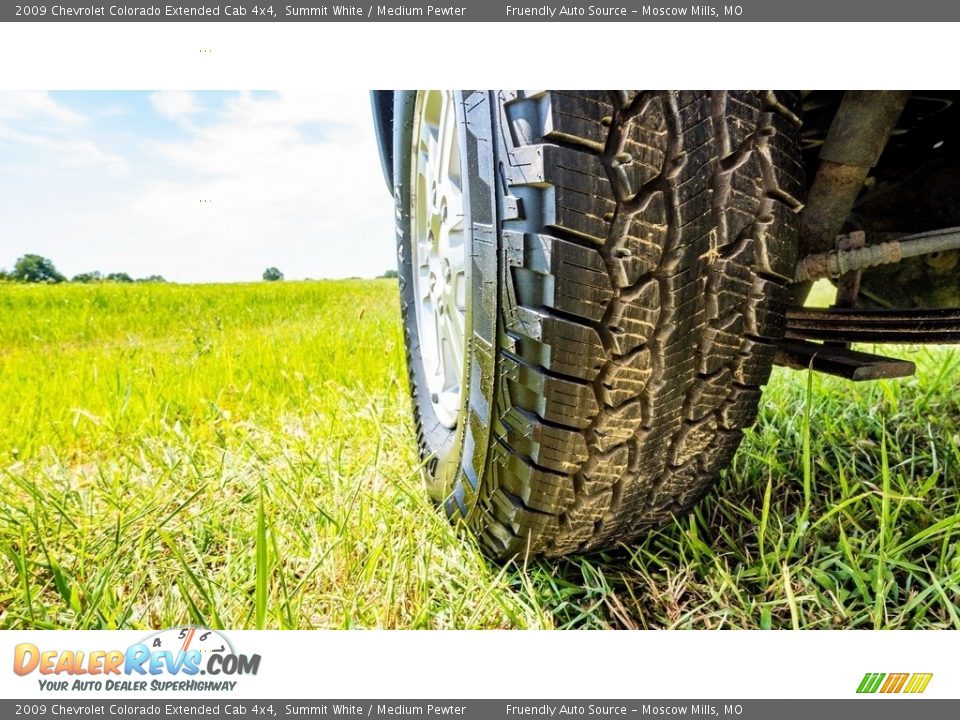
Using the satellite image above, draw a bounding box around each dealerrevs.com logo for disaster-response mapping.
[13,627,261,692]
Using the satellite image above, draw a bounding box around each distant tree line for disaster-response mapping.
[0,255,394,284]
[0,255,166,284]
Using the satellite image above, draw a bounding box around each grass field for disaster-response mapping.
[1,280,959,629]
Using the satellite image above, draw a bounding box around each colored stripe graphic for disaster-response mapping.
[857,673,885,693]
[857,672,932,694]
[904,673,934,694]
[880,673,909,693]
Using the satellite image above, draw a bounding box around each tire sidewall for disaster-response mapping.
[395,91,496,507]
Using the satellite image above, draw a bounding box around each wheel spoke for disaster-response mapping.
[446,304,466,372]
[432,307,446,386]
[446,238,466,309]
[437,95,457,188]
[417,264,431,302]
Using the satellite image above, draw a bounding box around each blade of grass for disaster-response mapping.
[255,489,268,629]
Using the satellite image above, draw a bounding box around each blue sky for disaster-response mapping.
[0,91,395,282]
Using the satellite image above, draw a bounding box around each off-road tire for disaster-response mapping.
[395,91,804,559]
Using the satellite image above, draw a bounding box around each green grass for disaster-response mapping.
[1,280,958,629]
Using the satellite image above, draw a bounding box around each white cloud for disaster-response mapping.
[129,91,390,280]
[148,90,199,122]
[0,91,396,282]
[0,91,127,175]
[0,91,86,124]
